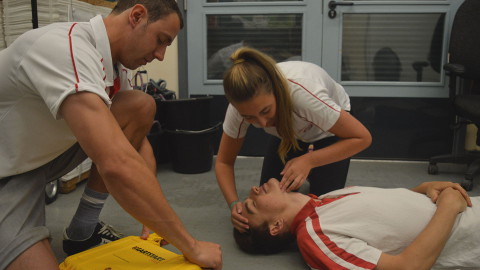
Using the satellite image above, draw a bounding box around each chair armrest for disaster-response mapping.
[413,61,429,71]
[443,63,466,75]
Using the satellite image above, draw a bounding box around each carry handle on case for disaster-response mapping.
[59,233,201,270]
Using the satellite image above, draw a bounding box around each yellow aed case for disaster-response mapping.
[59,234,201,270]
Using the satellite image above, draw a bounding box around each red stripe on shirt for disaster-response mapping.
[300,214,349,269]
[293,111,325,132]
[109,77,121,99]
[314,214,376,269]
[302,197,377,269]
[236,118,245,139]
[288,79,340,113]
[68,23,80,91]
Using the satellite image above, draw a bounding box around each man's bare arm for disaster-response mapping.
[411,181,472,206]
[60,92,222,269]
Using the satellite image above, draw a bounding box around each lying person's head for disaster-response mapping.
[233,179,310,254]
[233,220,294,255]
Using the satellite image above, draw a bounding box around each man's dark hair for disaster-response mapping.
[233,224,295,255]
[112,0,184,29]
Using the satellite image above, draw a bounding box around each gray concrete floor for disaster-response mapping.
[47,158,480,269]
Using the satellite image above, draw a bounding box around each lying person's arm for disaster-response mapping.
[375,187,467,270]
[411,181,472,206]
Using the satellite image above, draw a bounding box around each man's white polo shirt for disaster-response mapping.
[0,15,131,178]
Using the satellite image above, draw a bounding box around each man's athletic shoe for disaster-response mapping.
[62,221,124,255]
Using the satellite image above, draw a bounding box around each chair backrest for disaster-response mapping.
[448,0,480,80]
[373,47,401,81]
[428,14,445,73]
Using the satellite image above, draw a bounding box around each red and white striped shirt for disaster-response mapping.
[291,186,480,269]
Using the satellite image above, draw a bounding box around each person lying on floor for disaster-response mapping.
[234,179,479,270]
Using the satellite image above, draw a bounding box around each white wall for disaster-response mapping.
[142,36,179,95]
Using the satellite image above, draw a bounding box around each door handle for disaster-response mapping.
[328,1,354,19]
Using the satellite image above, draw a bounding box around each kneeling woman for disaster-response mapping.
[215,47,372,232]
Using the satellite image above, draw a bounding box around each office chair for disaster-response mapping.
[412,14,444,82]
[427,0,480,191]
[373,47,402,81]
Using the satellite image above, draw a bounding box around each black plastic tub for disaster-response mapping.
[165,122,222,174]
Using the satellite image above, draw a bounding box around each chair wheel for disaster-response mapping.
[428,164,438,175]
[461,179,473,191]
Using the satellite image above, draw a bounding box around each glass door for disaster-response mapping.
[185,0,460,97]
[186,0,322,95]
[322,0,458,97]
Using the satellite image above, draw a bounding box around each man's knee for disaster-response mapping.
[111,91,156,129]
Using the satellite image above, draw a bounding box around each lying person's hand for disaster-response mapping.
[159,238,169,246]
[436,187,468,213]
[231,201,249,232]
[140,225,169,246]
[140,224,151,240]
[425,181,472,207]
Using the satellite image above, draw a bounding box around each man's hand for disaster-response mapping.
[423,181,472,207]
[183,240,222,270]
[231,202,249,232]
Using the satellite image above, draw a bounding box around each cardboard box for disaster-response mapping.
[78,0,116,9]
[59,159,92,193]
[465,124,480,151]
